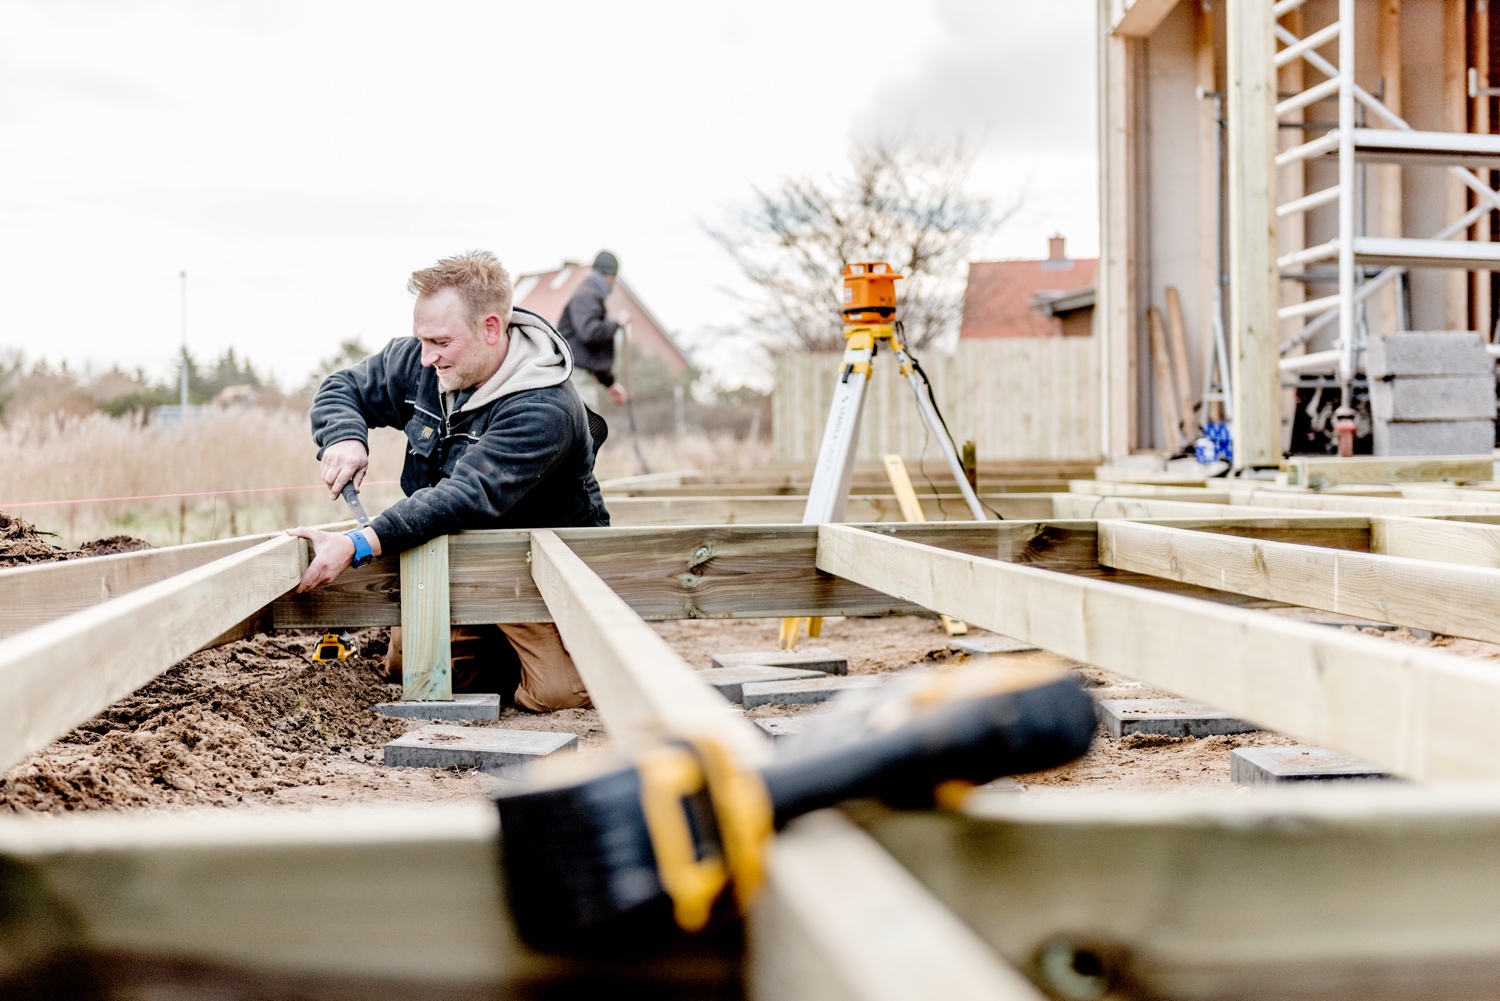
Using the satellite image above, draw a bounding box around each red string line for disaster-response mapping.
[0,480,400,509]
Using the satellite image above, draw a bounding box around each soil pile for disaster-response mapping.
[0,629,407,813]
[0,511,151,567]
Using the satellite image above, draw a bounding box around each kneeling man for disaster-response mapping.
[291,250,608,711]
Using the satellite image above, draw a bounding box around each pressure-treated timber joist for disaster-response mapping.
[852,785,1500,1000]
[525,528,1041,999]
[0,533,306,773]
[1098,519,1500,645]
[815,523,1500,780]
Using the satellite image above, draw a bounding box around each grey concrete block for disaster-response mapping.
[755,717,817,743]
[372,693,500,720]
[1367,331,1488,378]
[1374,419,1495,456]
[697,665,825,704]
[1370,376,1495,421]
[1230,745,1392,785]
[1097,698,1260,739]
[383,725,576,772]
[948,633,1039,657]
[741,675,883,709]
[711,647,849,676]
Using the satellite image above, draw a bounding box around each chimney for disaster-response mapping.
[1047,234,1067,262]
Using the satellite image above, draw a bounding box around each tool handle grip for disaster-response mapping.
[340,481,371,527]
[757,676,1094,828]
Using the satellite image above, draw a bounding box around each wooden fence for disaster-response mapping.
[772,337,1101,465]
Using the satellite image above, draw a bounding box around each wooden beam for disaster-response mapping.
[748,811,1047,1001]
[1111,0,1179,37]
[1098,519,1500,645]
[1235,490,1500,517]
[0,534,306,773]
[0,535,267,640]
[1099,0,1138,459]
[527,529,1040,999]
[1372,516,1500,567]
[1282,454,1493,489]
[400,535,451,701]
[1226,0,1281,468]
[603,494,1052,526]
[851,786,1500,1000]
[815,524,1500,780]
[529,529,767,759]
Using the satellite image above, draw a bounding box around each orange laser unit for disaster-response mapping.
[841,262,902,323]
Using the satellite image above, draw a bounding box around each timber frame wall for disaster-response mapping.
[10,481,1500,994]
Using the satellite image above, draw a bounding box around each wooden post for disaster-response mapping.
[401,535,452,701]
[1476,1,1493,340]
[1099,0,1138,460]
[1226,0,1281,468]
[1444,0,1470,330]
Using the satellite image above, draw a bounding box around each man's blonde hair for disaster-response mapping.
[408,250,514,328]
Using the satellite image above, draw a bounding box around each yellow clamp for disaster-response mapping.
[634,735,774,933]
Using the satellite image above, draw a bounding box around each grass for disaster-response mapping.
[0,409,772,547]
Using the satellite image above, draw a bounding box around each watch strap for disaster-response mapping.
[345,529,374,567]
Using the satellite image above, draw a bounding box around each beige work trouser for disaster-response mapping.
[383,623,591,712]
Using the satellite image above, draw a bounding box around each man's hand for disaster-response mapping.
[607,383,628,406]
[612,310,631,329]
[321,439,369,499]
[288,525,382,592]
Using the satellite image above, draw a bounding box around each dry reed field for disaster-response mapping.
[0,409,772,546]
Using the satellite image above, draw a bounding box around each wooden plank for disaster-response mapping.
[1067,480,1231,500]
[401,535,451,702]
[815,524,1500,780]
[605,494,1052,526]
[527,529,1040,999]
[528,529,766,759]
[1235,489,1500,517]
[1098,519,1500,644]
[1371,516,1500,568]
[0,534,269,640]
[1147,307,1185,450]
[0,534,306,772]
[1100,14,1137,460]
[1283,454,1493,488]
[1226,0,1280,468]
[851,786,1500,1000]
[1112,0,1179,37]
[748,811,1046,1001]
[1164,286,1197,437]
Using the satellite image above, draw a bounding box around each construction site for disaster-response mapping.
[10,1,1500,999]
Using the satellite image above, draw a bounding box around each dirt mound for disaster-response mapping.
[0,511,153,567]
[0,628,407,813]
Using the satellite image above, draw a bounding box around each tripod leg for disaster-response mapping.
[801,351,873,525]
[892,347,987,521]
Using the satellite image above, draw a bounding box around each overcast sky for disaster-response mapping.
[0,0,1097,389]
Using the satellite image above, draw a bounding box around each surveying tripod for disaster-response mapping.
[780,262,987,649]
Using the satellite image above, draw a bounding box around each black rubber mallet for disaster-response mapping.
[494,664,1095,953]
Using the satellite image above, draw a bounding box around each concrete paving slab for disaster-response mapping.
[1230,745,1393,785]
[372,693,500,720]
[383,725,576,772]
[1097,698,1261,739]
[741,675,883,709]
[947,633,1040,657]
[755,717,818,743]
[1374,419,1495,456]
[710,647,848,675]
[697,665,826,704]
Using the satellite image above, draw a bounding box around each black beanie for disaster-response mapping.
[592,251,619,276]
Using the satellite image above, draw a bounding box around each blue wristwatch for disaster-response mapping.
[345,529,374,568]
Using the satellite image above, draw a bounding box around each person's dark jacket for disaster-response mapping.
[310,308,609,555]
[556,271,620,387]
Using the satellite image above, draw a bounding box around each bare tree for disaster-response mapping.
[708,140,1015,352]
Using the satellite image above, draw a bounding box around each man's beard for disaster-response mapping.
[437,355,487,393]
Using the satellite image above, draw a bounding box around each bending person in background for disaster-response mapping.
[556,250,630,407]
[290,250,609,712]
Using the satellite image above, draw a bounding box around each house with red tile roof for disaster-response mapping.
[960,236,1097,339]
[512,263,692,376]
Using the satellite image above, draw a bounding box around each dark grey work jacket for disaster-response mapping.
[556,271,621,387]
[310,308,610,556]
